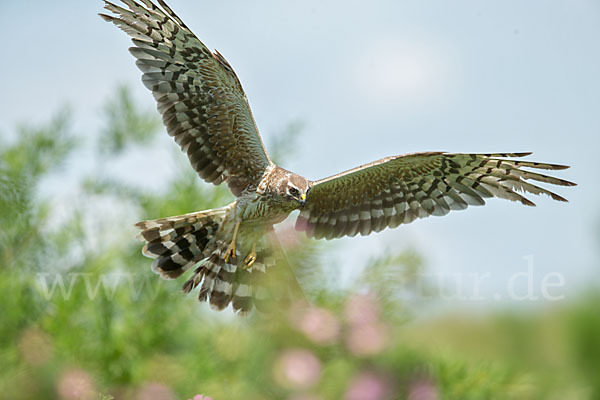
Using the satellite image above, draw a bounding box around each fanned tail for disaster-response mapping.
[135,207,299,315]
[180,232,280,315]
[136,207,228,279]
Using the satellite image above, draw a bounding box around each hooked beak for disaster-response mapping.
[300,193,306,207]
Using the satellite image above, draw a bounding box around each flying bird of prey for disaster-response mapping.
[100,0,575,314]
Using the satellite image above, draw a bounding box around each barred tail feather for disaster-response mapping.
[135,207,228,279]
[136,208,296,315]
[180,236,276,315]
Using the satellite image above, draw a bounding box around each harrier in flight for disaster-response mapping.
[101,0,575,314]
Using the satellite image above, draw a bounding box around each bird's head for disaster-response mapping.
[271,167,310,210]
[284,177,310,208]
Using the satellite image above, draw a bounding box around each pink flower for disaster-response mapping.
[408,378,438,400]
[344,293,389,355]
[345,321,388,356]
[189,395,214,400]
[57,368,97,400]
[345,371,390,400]
[294,306,340,345]
[345,294,380,326]
[273,349,322,389]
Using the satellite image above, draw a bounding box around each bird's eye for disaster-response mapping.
[288,186,299,196]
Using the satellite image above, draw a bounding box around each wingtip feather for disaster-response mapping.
[98,13,114,22]
[511,152,533,157]
[521,197,536,207]
[550,193,569,202]
[548,163,570,170]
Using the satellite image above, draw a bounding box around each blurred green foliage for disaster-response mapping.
[0,86,598,400]
[100,86,161,155]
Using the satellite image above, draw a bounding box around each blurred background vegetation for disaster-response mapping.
[0,86,598,400]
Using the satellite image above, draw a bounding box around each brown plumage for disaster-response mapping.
[101,0,575,315]
[297,152,575,239]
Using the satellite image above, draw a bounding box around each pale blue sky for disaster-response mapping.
[1,0,598,309]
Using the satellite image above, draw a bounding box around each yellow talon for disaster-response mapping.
[224,220,240,263]
[224,242,236,262]
[244,244,257,268]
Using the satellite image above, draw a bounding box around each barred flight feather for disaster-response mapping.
[297,152,575,240]
[100,0,273,196]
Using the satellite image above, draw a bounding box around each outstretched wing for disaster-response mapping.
[296,152,575,240]
[100,0,272,196]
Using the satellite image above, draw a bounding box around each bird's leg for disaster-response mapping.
[244,242,257,268]
[224,220,240,263]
